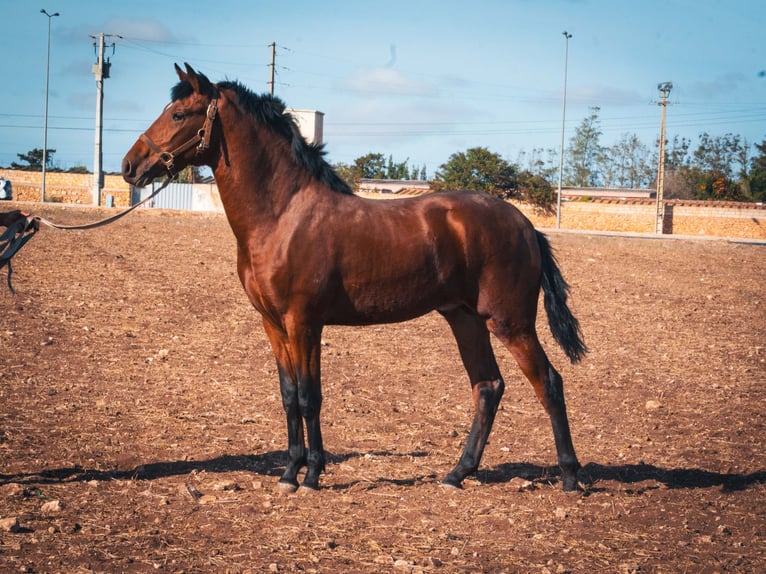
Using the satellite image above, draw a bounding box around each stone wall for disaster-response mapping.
[2,168,764,240]
[662,201,765,238]
[510,198,765,239]
[0,169,132,207]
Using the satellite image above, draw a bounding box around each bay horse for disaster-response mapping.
[122,64,587,493]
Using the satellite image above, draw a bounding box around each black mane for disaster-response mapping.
[171,77,353,195]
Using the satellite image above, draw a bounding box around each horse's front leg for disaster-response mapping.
[264,319,326,492]
[277,364,306,492]
[297,370,325,490]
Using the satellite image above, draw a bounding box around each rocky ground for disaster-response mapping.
[1,203,764,573]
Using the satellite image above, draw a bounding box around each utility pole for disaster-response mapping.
[268,42,276,95]
[90,33,119,206]
[556,31,572,229]
[655,81,672,234]
[40,9,60,203]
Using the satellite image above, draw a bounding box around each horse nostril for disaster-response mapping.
[122,158,133,178]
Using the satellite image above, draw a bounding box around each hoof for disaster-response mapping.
[277,480,299,494]
[561,477,580,492]
[440,478,463,490]
[298,484,319,496]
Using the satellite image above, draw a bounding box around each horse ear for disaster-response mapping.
[183,62,213,96]
[175,63,186,82]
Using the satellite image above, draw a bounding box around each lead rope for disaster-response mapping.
[0,177,174,293]
[0,216,38,294]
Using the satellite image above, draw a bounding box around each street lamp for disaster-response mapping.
[40,8,59,203]
[556,31,572,229]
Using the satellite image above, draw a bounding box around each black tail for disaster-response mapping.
[536,231,587,364]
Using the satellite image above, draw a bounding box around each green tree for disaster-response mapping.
[689,133,747,200]
[433,147,518,198]
[516,170,556,212]
[517,147,559,182]
[333,162,359,190]
[176,166,205,183]
[354,153,387,179]
[406,165,426,181]
[747,139,766,202]
[663,133,752,200]
[666,135,691,169]
[693,132,745,179]
[386,155,410,179]
[10,148,56,171]
[663,136,694,199]
[409,164,427,180]
[603,133,654,188]
[565,107,604,187]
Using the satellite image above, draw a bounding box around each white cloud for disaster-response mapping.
[101,18,185,42]
[692,73,748,98]
[568,85,647,107]
[344,68,436,98]
[60,18,187,46]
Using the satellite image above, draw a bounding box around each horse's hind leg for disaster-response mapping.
[440,307,505,488]
[494,325,580,491]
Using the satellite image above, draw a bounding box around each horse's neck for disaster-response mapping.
[211,123,310,239]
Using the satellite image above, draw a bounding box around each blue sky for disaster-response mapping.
[1,0,764,177]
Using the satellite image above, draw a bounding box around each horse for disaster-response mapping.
[122,63,587,493]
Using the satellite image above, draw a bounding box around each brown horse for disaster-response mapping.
[122,64,587,493]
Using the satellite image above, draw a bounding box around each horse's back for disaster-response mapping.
[416,191,540,268]
[319,190,542,325]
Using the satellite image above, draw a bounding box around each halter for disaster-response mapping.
[139,99,218,176]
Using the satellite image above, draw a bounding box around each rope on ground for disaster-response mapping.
[0,178,173,293]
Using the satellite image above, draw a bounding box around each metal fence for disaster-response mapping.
[133,182,194,210]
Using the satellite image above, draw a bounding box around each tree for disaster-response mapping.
[662,133,753,200]
[516,170,556,212]
[334,154,417,192]
[176,166,205,184]
[354,153,387,179]
[693,132,745,180]
[666,135,691,170]
[663,135,694,199]
[565,107,604,187]
[333,162,358,190]
[433,147,518,198]
[747,139,766,202]
[342,152,413,181]
[603,133,654,188]
[517,147,559,181]
[687,133,748,200]
[10,148,56,171]
[409,164,427,180]
[386,155,410,180]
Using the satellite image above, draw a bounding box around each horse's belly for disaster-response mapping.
[326,285,449,326]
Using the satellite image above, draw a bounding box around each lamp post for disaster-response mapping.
[556,31,572,229]
[40,8,59,203]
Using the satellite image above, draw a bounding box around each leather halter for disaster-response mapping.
[139,99,218,176]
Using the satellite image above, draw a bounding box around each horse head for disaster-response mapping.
[122,63,219,187]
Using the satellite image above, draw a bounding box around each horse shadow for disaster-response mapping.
[0,450,428,488]
[481,461,766,493]
[2,453,764,493]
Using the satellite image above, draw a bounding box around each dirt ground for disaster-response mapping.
[1,202,764,573]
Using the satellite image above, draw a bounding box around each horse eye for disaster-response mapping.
[172,111,185,121]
